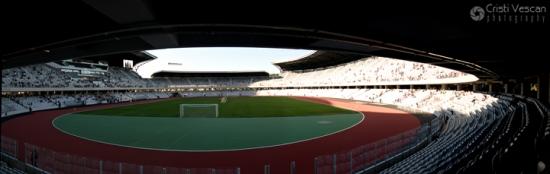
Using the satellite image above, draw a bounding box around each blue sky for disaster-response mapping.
[137,47,315,78]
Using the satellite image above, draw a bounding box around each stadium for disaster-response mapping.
[1,1,549,174]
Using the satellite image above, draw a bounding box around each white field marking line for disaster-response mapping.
[53,113,365,152]
[58,97,365,150]
[51,97,366,152]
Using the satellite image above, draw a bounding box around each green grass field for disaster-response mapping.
[54,96,363,151]
[80,96,356,118]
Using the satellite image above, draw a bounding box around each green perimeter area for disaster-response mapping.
[53,113,362,151]
[79,96,356,118]
[54,96,363,151]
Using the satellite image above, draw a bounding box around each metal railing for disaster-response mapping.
[313,125,433,174]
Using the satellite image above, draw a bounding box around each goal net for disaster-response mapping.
[179,104,219,118]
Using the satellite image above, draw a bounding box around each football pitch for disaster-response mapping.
[53,96,363,151]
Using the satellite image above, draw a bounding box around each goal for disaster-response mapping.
[179,104,219,118]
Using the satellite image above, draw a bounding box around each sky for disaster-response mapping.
[137,47,315,78]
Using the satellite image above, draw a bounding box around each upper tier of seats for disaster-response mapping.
[2,57,477,89]
[251,57,477,87]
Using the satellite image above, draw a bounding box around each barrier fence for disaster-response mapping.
[22,143,240,174]
[1,118,439,174]
[0,136,17,158]
[313,124,432,174]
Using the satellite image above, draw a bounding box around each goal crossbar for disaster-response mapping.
[179,104,219,118]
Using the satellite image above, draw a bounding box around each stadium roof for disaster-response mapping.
[3,1,549,80]
[80,51,157,67]
[151,71,270,78]
[273,51,366,71]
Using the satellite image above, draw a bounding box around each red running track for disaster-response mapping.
[1,97,420,174]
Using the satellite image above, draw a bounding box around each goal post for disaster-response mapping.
[179,104,219,118]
